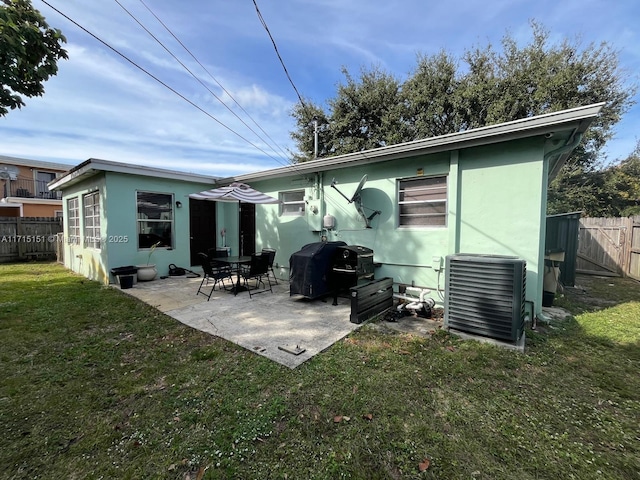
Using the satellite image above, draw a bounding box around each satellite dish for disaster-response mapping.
[0,165,19,180]
[330,174,381,229]
[331,174,368,204]
[350,174,367,202]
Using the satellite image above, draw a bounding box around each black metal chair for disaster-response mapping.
[208,247,230,259]
[196,252,232,300]
[261,248,278,284]
[239,252,273,298]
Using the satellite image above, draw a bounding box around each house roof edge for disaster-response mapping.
[49,158,219,191]
[219,103,605,184]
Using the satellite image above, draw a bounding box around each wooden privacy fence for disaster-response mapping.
[577,216,640,280]
[0,217,63,263]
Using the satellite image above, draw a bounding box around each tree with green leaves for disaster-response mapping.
[460,22,633,171]
[403,50,463,138]
[0,0,67,116]
[289,100,331,163]
[327,66,408,154]
[607,144,640,217]
[548,143,640,217]
[291,21,635,178]
[546,168,608,217]
[292,67,407,160]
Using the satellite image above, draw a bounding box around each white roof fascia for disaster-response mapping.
[5,197,61,205]
[221,103,604,185]
[49,158,218,191]
[0,154,73,172]
[0,199,23,207]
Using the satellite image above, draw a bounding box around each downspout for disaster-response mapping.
[544,132,583,171]
[448,150,460,254]
[536,132,583,325]
[317,172,326,240]
[316,172,322,201]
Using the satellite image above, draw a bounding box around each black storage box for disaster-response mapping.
[119,275,134,289]
[110,266,138,289]
[110,266,138,276]
[289,241,347,299]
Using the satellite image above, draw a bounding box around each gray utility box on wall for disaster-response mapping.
[444,254,526,343]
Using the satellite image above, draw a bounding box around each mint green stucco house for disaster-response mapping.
[49,162,217,283]
[50,103,603,318]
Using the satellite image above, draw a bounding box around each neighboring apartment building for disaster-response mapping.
[0,155,72,217]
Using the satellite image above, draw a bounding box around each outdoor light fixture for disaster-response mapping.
[176,201,183,208]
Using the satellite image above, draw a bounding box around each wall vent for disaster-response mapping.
[444,254,526,342]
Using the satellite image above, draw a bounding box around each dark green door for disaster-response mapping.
[239,203,255,256]
[189,199,217,266]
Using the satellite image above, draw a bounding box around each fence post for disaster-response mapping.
[16,217,25,259]
[623,216,630,277]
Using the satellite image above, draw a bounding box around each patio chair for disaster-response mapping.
[208,247,229,259]
[196,252,232,300]
[261,248,278,285]
[239,252,273,298]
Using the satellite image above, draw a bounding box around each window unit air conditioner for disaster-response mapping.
[444,254,526,343]
[0,165,19,180]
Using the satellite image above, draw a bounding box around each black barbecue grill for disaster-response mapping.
[289,241,347,299]
[290,242,376,304]
[331,245,374,305]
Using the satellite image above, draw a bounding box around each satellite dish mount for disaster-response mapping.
[330,174,381,228]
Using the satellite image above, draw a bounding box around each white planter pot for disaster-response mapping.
[136,264,157,282]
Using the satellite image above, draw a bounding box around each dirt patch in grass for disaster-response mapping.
[558,274,640,312]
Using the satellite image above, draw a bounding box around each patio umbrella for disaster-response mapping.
[189,183,280,255]
[189,182,280,204]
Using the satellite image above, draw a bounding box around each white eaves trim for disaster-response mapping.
[47,103,605,191]
[5,197,61,205]
[49,158,218,191]
[0,154,73,172]
[221,102,605,185]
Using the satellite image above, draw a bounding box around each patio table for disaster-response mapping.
[215,255,252,295]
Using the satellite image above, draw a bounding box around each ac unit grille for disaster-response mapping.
[445,254,526,342]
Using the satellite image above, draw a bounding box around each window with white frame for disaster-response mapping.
[137,191,173,248]
[83,191,101,248]
[67,197,79,244]
[279,190,305,216]
[398,176,448,227]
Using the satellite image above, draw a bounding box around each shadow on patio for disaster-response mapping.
[117,275,358,368]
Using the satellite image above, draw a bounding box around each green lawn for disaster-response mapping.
[1,263,639,479]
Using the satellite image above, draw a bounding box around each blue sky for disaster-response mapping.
[2,0,639,175]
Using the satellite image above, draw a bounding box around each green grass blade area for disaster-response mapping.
[1,262,639,479]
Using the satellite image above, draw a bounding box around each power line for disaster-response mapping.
[39,0,287,166]
[251,0,307,111]
[112,0,291,166]
[137,0,294,164]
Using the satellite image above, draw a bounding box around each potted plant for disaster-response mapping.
[137,241,161,281]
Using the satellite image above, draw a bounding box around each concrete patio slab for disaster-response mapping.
[117,275,359,368]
